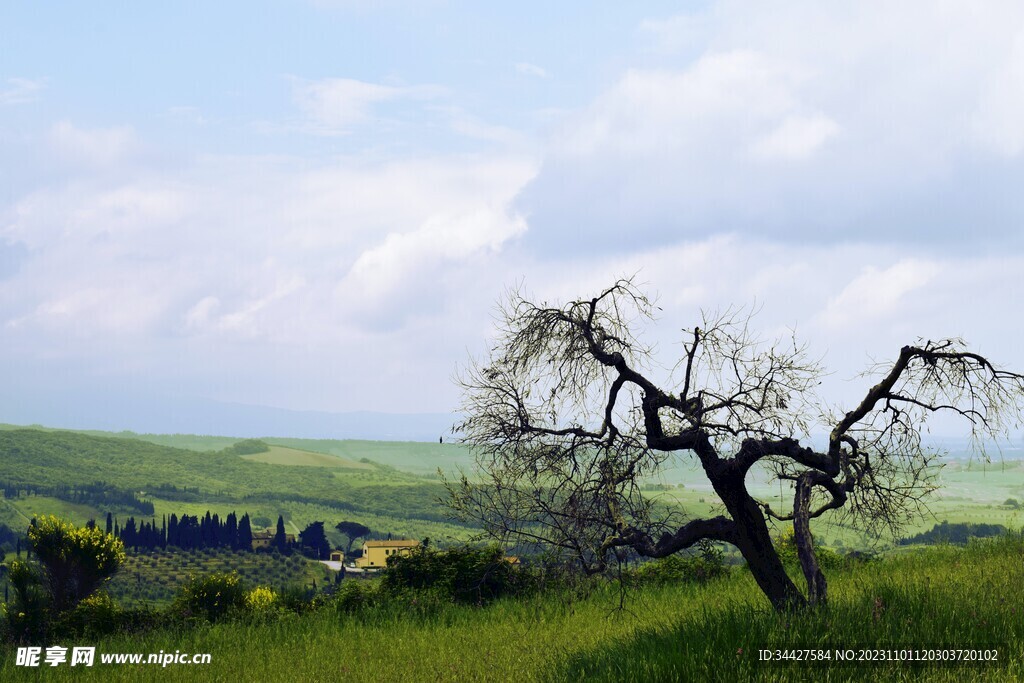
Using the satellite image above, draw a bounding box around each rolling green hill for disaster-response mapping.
[0,423,477,476]
[0,428,477,547]
[2,423,1022,554]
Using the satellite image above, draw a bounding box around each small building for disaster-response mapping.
[251,529,295,550]
[329,549,345,563]
[354,539,419,569]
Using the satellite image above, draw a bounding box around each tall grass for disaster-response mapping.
[2,536,1022,681]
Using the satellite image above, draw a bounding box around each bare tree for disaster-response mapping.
[448,279,1024,611]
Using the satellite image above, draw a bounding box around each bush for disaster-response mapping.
[381,543,528,605]
[278,585,318,614]
[56,592,157,638]
[245,586,279,612]
[629,541,729,586]
[173,572,247,622]
[241,585,282,623]
[221,439,270,456]
[331,580,378,614]
[27,515,126,614]
[773,528,845,570]
[2,560,50,643]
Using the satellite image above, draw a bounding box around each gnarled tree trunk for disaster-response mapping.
[714,473,806,611]
[794,473,827,606]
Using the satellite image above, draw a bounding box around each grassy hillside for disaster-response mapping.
[3,424,1022,555]
[0,424,476,476]
[237,445,374,470]
[0,428,478,546]
[1,536,1021,681]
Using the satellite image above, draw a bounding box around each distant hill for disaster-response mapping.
[0,424,476,477]
[0,391,457,442]
[0,428,349,497]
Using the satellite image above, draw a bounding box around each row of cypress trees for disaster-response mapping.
[103,511,290,552]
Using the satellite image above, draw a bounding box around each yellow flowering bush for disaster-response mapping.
[245,586,279,612]
[27,515,126,614]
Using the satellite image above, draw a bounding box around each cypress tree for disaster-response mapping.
[237,513,253,551]
[274,515,287,552]
[226,512,238,549]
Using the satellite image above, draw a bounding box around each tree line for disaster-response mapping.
[105,511,290,553]
[0,480,154,515]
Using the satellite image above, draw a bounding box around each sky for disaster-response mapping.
[2,1,1024,438]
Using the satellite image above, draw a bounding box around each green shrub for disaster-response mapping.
[331,580,378,614]
[173,572,247,622]
[773,528,845,570]
[27,515,126,614]
[2,559,50,643]
[278,585,318,614]
[221,439,270,456]
[381,543,528,605]
[628,541,729,586]
[56,592,158,638]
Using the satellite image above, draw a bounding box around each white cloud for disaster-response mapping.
[497,241,1024,427]
[751,113,839,161]
[336,204,527,322]
[48,120,139,167]
[819,260,941,331]
[6,181,186,250]
[434,105,532,147]
[0,77,45,105]
[0,148,536,345]
[556,50,806,157]
[972,26,1024,156]
[291,77,444,134]
[519,2,1024,249]
[184,296,220,331]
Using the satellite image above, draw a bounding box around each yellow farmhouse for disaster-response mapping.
[355,539,420,568]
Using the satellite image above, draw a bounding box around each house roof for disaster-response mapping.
[363,539,420,548]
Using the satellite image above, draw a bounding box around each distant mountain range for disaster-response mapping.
[0,391,458,443]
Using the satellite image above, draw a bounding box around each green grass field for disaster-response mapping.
[237,445,374,470]
[1,536,1021,681]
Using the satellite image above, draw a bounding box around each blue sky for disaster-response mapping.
[2,2,1024,438]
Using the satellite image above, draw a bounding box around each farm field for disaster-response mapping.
[108,549,329,606]
[237,445,374,470]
